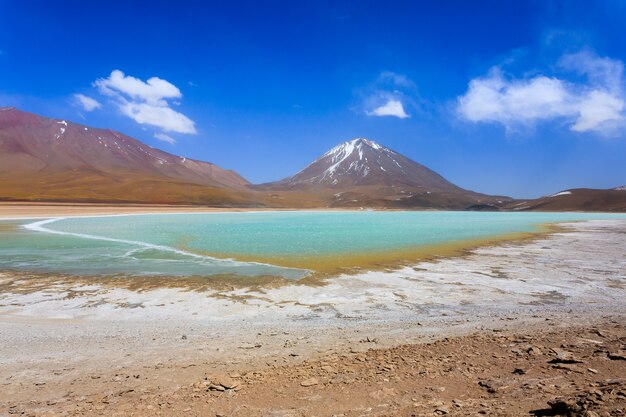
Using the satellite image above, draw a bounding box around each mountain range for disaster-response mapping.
[1,107,624,211]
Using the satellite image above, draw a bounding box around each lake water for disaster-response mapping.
[0,211,624,280]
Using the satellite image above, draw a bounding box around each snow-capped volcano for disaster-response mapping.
[270,137,463,191]
[258,137,514,209]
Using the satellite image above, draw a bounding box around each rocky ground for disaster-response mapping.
[1,319,625,417]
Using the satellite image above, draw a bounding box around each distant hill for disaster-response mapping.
[0,107,258,205]
[505,188,626,212]
[258,138,510,209]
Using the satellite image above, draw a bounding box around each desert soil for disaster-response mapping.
[1,318,625,417]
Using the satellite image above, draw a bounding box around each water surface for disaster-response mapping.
[0,211,623,280]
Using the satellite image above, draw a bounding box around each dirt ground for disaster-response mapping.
[2,318,624,417]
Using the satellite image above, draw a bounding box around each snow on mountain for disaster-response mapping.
[549,191,573,197]
[313,138,400,182]
[269,137,463,192]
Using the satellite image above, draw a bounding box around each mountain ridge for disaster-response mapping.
[0,107,623,211]
[504,187,626,212]
[0,106,248,188]
[0,107,258,205]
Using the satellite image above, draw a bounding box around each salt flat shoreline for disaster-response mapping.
[0,203,374,219]
[0,219,625,415]
[3,202,623,220]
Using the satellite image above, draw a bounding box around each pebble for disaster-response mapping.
[550,348,583,364]
[300,378,319,387]
[211,374,241,390]
[552,363,584,373]
[608,351,626,361]
[239,343,261,349]
[434,405,449,415]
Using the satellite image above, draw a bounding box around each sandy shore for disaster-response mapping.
[0,219,625,416]
[0,203,255,219]
[0,202,358,219]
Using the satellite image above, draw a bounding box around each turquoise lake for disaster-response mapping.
[0,211,624,280]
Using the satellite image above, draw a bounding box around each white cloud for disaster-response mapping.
[120,102,196,134]
[362,72,415,119]
[377,71,415,88]
[73,94,101,112]
[559,50,624,94]
[154,132,176,144]
[366,99,410,119]
[572,90,624,132]
[95,70,181,106]
[457,51,625,134]
[93,70,196,135]
[458,69,571,123]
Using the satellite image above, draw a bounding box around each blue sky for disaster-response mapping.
[1,0,625,198]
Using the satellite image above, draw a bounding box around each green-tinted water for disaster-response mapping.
[0,211,623,280]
